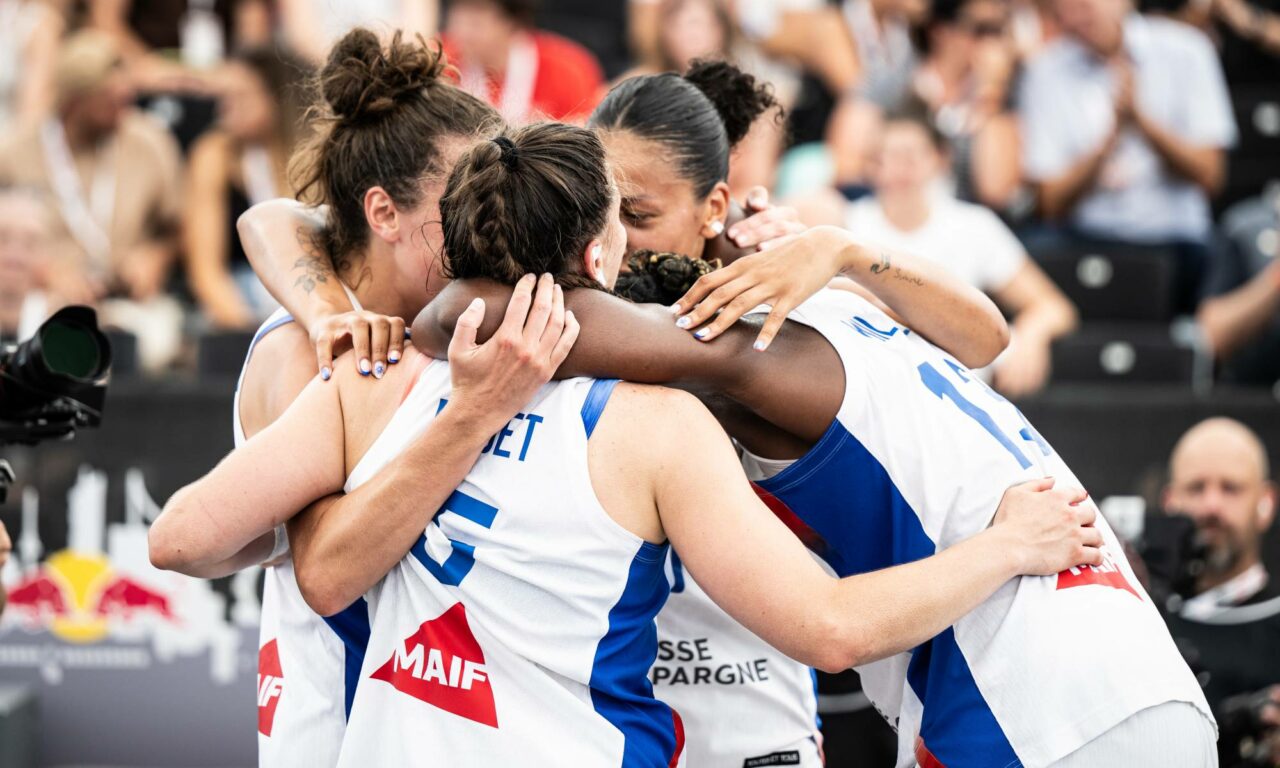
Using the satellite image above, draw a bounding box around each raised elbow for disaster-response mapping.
[148,508,187,573]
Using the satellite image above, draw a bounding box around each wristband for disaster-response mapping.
[261,525,291,567]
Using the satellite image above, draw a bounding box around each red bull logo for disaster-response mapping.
[370,602,498,728]
[6,550,178,643]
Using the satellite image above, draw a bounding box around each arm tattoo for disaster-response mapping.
[292,226,332,295]
[892,269,925,287]
[870,251,891,275]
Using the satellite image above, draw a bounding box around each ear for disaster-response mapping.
[699,181,732,240]
[1258,485,1276,531]
[363,186,401,244]
[582,238,606,286]
[1160,486,1174,514]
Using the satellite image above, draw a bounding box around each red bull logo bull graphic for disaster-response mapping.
[1,467,252,685]
[7,551,176,643]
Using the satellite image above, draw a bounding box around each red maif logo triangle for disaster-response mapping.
[370,602,499,728]
[257,639,284,737]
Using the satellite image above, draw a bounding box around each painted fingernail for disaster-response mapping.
[694,329,710,340]
[404,328,412,339]
[388,349,401,363]
[374,361,386,379]
[753,340,767,352]
[321,366,332,381]
[670,303,683,315]
[728,228,740,241]
[359,358,372,375]
[676,316,692,329]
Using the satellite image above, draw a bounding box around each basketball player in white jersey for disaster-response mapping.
[415,214,1219,768]
[230,60,1008,768]
[148,30,579,767]
[161,123,1103,766]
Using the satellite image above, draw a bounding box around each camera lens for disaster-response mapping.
[39,319,104,381]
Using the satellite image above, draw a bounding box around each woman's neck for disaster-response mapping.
[344,239,420,320]
[878,189,933,232]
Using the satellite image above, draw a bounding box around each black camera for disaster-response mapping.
[1135,510,1209,606]
[0,305,112,502]
[1220,688,1279,767]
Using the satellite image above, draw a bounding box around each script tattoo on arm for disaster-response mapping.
[868,251,925,287]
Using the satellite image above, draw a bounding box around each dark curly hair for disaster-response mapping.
[614,251,720,305]
[590,59,780,198]
[289,28,503,271]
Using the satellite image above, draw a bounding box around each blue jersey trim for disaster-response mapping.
[321,597,371,720]
[239,313,295,384]
[581,379,620,439]
[757,421,1019,765]
[589,540,678,767]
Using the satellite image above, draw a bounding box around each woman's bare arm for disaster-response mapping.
[149,373,348,576]
[603,385,1101,672]
[414,279,845,445]
[287,277,580,615]
[674,225,1010,366]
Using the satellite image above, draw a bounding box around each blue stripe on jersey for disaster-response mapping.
[756,420,1019,766]
[589,540,678,767]
[581,379,621,438]
[243,313,295,365]
[907,627,1020,767]
[321,598,371,720]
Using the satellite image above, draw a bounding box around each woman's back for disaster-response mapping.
[335,361,686,767]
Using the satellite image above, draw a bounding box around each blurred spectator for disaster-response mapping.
[537,0,630,78]
[1019,0,1236,312]
[615,0,792,198]
[0,0,64,134]
[87,0,273,85]
[0,188,51,343]
[279,0,436,64]
[0,30,184,371]
[1161,418,1280,768]
[1197,187,1280,389]
[443,0,603,123]
[915,0,1025,213]
[183,47,310,329]
[809,110,1078,397]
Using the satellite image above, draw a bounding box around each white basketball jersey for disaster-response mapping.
[235,308,371,768]
[752,289,1212,768]
[653,553,821,768]
[337,364,686,767]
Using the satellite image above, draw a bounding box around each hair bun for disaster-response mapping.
[682,59,780,148]
[321,28,446,122]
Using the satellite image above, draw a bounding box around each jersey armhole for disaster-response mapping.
[580,378,621,439]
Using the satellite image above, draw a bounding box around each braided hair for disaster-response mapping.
[440,123,616,292]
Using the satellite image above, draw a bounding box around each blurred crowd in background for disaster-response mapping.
[0,0,1278,398]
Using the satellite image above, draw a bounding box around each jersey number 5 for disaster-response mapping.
[411,490,499,587]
